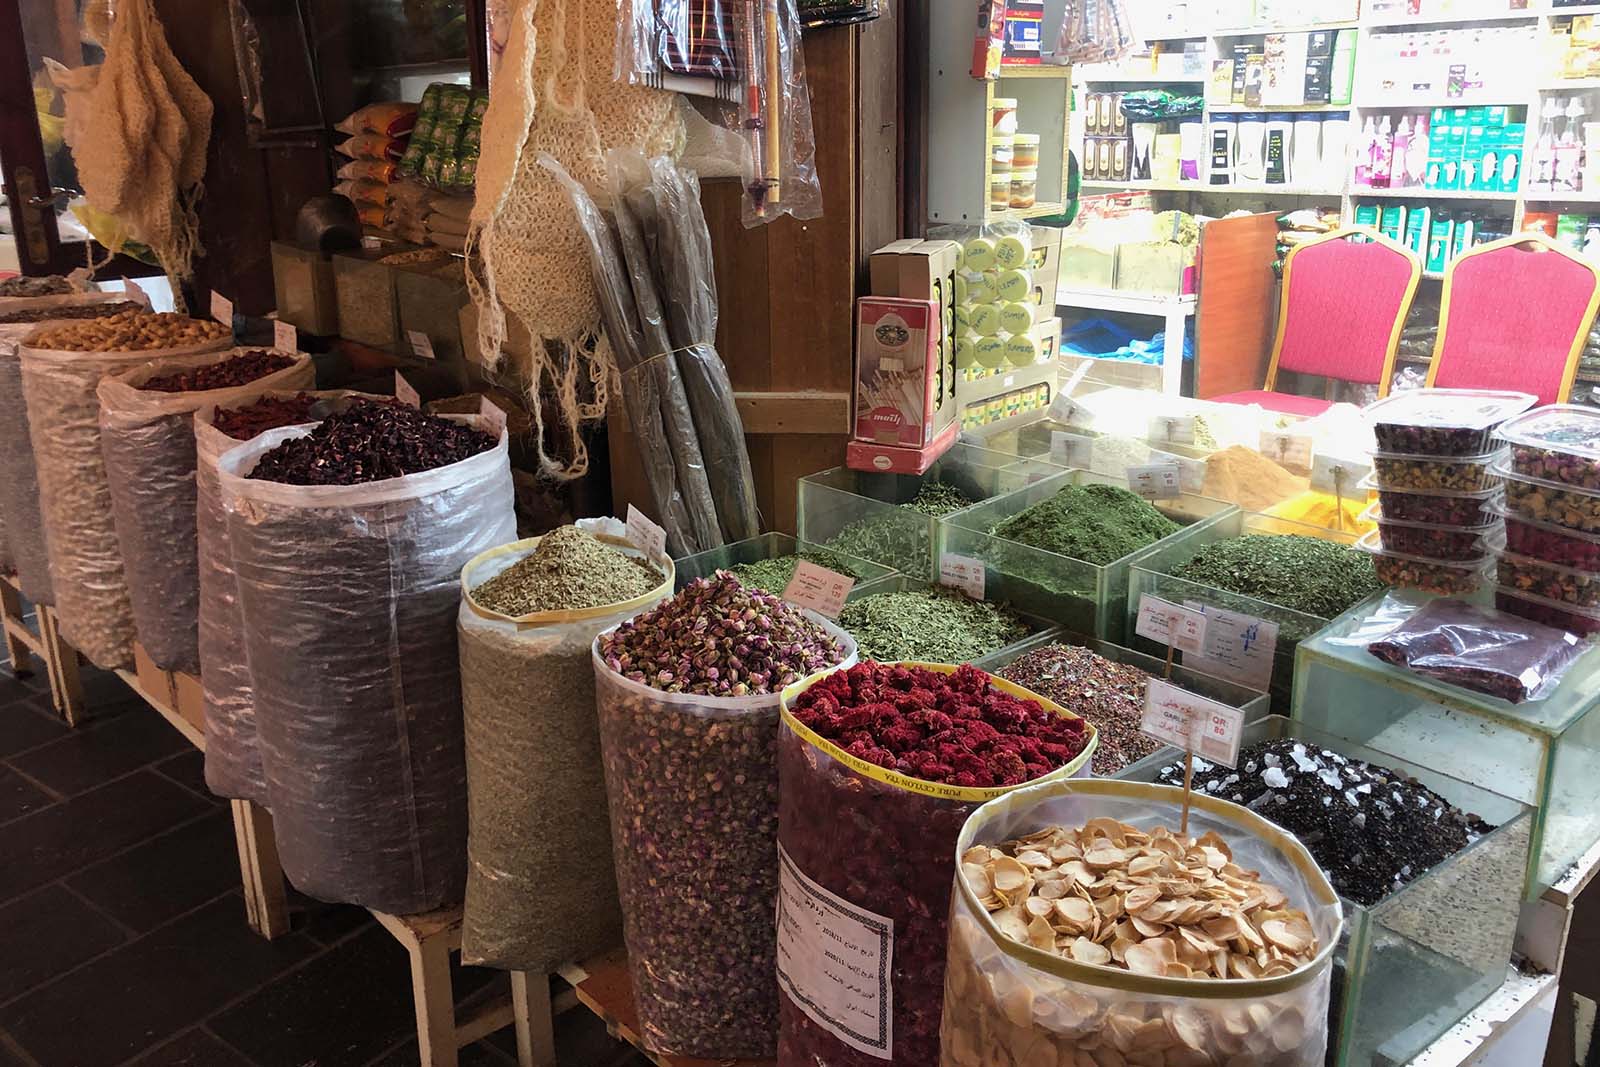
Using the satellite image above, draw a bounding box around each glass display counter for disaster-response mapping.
[671,533,895,592]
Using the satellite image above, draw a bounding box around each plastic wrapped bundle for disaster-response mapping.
[20,333,232,668]
[98,350,313,672]
[217,416,514,914]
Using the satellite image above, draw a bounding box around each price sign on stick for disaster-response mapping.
[1260,430,1315,471]
[1128,463,1181,499]
[273,319,298,352]
[939,554,986,600]
[478,397,508,439]
[394,371,420,408]
[1311,454,1372,534]
[407,330,436,360]
[1135,595,1207,661]
[1140,678,1245,835]
[626,505,668,564]
[1049,430,1092,469]
[210,291,234,333]
[783,561,855,619]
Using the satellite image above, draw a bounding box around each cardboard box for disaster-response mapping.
[972,1,1005,79]
[133,642,177,710]
[868,239,923,295]
[869,240,962,435]
[1002,1,1045,64]
[173,670,205,736]
[1027,226,1063,307]
[846,422,959,476]
[854,297,945,447]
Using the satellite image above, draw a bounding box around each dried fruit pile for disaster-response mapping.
[0,300,144,324]
[838,585,1029,664]
[1157,739,1489,905]
[470,526,660,615]
[248,399,496,485]
[998,643,1164,774]
[779,663,1092,1067]
[212,393,318,440]
[138,350,294,392]
[993,483,1179,566]
[26,309,230,350]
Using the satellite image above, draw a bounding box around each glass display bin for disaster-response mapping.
[838,575,1060,670]
[1127,512,1371,708]
[332,247,416,350]
[942,469,1239,644]
[671,533,896,593]
[395,258,470,367]
[795,444,1064,580]
[1292,591,1600,896]
[1118,715,1533,1067]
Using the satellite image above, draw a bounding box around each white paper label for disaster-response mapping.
[408,329,436,360]
[1140,679,1245,769]
[67,266,94,290]
[210,290,233,326]
[783,560,855,619]
[274,319,298,352]
[479,396,508,438]
[361,235,382,250]
[1128,463,1182,499]
[121,276,152,308]
[1310,453,1372,495]
[394,371,420,408]
[1135,594,1208,655]
[1183,602,1279,691]
[939,553,986,600]
[1149,415,1196,445]
[1259,430,1315,471]
[1047,393,1080,424]
[626,504,668,563]
[777,845,894,1060]
[1050,431,1093,468]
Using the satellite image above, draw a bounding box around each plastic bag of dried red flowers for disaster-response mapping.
[592,573,856,1059]
[97,349,312,674]
[775,661,1097,1067]
[215,409,512,914]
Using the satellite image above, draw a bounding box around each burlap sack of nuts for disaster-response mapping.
[98,350,313,673]
[940,779,1341,1067]
[217,416,514,914]
[20,313,230,668]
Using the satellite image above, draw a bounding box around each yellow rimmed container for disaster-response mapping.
[776,662,1097,1066]
[941,777,1343,1067]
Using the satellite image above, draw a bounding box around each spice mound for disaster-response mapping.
[1173,534,1382,619]
[0,300,144,324]
[728,549,869,595]
[247,399,495,485]
[903,480,976,516]
[0,275,75,298]
[471,526,661,616]
[212,393,319,440]
[1202,445,1308,512]
[791,662,1092,787]
[823,481,978,575]
[994,483,1180,565]
[600,573,844,696]
[1158,739,1490,907]
[25,309,231,351]
[139,350,295,393]
[998,644,1162,774]
[838,586,1028,663]
[965,819,1319,977]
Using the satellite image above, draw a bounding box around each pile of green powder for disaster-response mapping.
[994,483,1179,565]
[824,481,978,575]
[471,526,662,615]
[838,586,1029,664]
[1172,534,1382,618]
[728,550,871,595]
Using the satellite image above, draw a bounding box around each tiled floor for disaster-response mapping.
[0,661,650,1067]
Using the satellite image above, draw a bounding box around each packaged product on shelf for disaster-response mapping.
[1366,476,1502,527]
[777,663,1096,1067]
[458,524,673,972]
[1356,529,1494,596]
[1371,447,1505,492]
[1497,549,1600,608]
[1496,502,1600,569]
[837,584,1030,664]
[1498,403,1600,489]
[98,349,313,673]
[941,780,1340,1067]
[335,100,418,139]
[216,402,512,914]
[19,312,232,668]
[1364,502,1496,561]
[592,575,855,1058]
[1368,596,1587,702]
[1495,460,1600,533]
[1495,585,1600,638]
[336,132,407,164]
[1363,388,1535,457]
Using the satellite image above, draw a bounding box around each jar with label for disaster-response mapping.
[1009,168,1038,209]
[991,97,1018,135]
[1012,133,1041,170]
[992,134,1015,171]
[989,172,1011,210]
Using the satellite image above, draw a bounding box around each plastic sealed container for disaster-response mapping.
[1364,388,1535,457]
[1361,473,1502,527]
[1500,404,1600,489]
[1361,501,1497,561]
[1355,528,1493,595]
[1372,447,1505,492]
[989,173,1010,211]
[1494,585,1600,637]
[1497,548,1600,608]
[1495,460,1600,533]
[1009,168,1038,209]
[991,134,1014,170]
[1012,133,1042,169]
[991,98,1018,135]
[1496,502,1600,568]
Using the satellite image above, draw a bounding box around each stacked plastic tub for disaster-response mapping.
[1357,390,1535,598]
[1492,405,1600,635]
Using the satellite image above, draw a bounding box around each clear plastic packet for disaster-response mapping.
[796,0,884,28]
[1055,0,1135,65]
[334,101,418,138]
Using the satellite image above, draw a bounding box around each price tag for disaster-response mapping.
[273,319,298,352]
[1183,602,1279,691]
[1128,463,1181,499]
[408,330,436,360]
[210,290,233,327]
[1140,679,1245,769]
[1310,452,1372,495]
[394,371,420,408]
[1259,430,1315,471]
[626,504,668,563]
[1135,594,1207,655]
[939,553,986,600]
[479,396,508,438]
[121,277,152,309]
[782,560,855,619]
[361,235,382,250]
[1047,393,1080,424]
[67,266,94,290]
[1152,448,1207,495]
[1049,430,1093,469]
[1148,415,1196,446]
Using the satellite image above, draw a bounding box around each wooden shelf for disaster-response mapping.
[1365,9,1540,27]
[1212,20,1359,34]
[1081,75,1207,84]
[1208,102,1352,113]
[1350,186,1519,200]
[1538,77,1600,89]
[1354,95,1530,108]
[995,65,1074,79]
[1081,179,1342,196]
[1523,188,1600,201]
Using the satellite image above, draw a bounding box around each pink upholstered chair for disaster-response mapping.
[1213,228,1422,417]
[1428,234,1600,405]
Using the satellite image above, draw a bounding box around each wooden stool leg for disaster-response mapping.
[41,609,83,727]
[231,799,291,940]
[0,581,33,677]
[409,934,459,1067]
[511,971,557,1067]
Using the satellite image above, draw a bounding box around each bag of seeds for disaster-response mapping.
[592,575,857,1058]
[20,320,232,668]
[941,779,1341,1067]
[457,522,674,971]
[217,409,514,914]
[97,349,313,673]
[775,662,1098,1067]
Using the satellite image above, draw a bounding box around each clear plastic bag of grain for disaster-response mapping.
[457,521,673,971]
[97,349,314,673]
[942,779,1341,1067]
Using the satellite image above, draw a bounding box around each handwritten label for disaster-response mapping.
[479,396,508,439]
[394,371,420,408]
[1050,430,1092,469]
[407,330,436,360]
[1128,463,1182,499]
[210,290,233,327]
[1184,602,1279,691]
[1140,679,1245,768]
[939,554,986,600]
[361,235,382,250]
[121,277,151,308]
[1153,448,1208,495]
[1149,415,1196,445]
[1135,594,1208,655]
[783,560,855,619]
[1311,452,1372,495]
[626,504,668,563]
[777,845,894,1060]
[1259,430,1315,471]
[273,319,298,352]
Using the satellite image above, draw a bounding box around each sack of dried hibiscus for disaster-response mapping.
[776,661,1097,1066]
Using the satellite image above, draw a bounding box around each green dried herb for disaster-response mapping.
[901,481,974,516]
[1172,534,1382,619]
[994,483,1180,566]
[838,586,1029,664]
[823,481,978,575]
[728,550,871,595]
[471,526,661,615]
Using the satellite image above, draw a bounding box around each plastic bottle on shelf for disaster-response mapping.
[1532,96,1562,191]
[1558,96,1587,191]
[1293,116,1322,187]
[1390,116,1412,188]
[1265,114,1293,184]
[1407,112,1431,189]
[1208,116,1238,185]
[1237,113,1268,183]
[1354,115,1377,186]
[1371,115,1394,189]
[1321,112,1352,189]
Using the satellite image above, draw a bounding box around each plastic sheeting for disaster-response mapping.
[217,417,514,914]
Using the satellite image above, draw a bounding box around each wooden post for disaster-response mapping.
[408,932,458,1067]
[231,799,291,940]
[512,971,557,1067]
[0,577,33,676]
